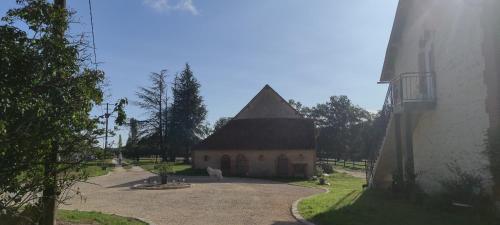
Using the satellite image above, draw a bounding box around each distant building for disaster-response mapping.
[369,0,500,205]
[192,85,316,177]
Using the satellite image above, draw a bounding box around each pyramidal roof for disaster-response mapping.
[234,85,302,119]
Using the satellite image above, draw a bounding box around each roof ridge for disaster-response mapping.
[233,84,303,119]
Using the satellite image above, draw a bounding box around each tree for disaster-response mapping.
[288,99,311,117]
[135,70,168,160]
[314,96,370,159]
[168,64,207,162]
[118,134,123,149]
[293,96,370,160]
[124,118,140,161]
[213,117,232,131]
[0,1,126,224]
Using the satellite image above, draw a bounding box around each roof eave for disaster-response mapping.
[380,0,412,82]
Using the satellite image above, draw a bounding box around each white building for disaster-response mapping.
[369,0,500,205]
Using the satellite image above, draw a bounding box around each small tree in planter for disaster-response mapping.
[157,163,175,184]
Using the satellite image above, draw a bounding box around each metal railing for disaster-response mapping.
[367,72,436,185]
[391,72,436,107]
[367,85,394,184]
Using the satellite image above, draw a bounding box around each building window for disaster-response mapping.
[258,155,265,161]
[204,155,209,161]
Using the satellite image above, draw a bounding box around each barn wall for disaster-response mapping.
[192,150,315,177]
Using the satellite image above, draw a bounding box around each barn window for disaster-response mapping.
[204,155,209,161]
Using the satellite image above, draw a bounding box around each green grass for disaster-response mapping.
[82,159,114,177]
[57,210,148,225]
[293,172,498,225]
[1,209,147,225]
[131,158,207,176]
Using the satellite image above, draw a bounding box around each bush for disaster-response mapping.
[434,165,494,213]
[315,165,324,177]
[155,163,175,184]
[318,162,334,174]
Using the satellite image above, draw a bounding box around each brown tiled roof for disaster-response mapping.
[193,118,315,150]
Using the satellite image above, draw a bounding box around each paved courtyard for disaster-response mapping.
[61,166,322,225]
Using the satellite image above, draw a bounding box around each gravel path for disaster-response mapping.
[61,166,321,225]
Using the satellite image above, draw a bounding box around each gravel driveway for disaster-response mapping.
[61,166,321,225]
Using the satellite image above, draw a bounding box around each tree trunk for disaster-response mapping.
[39,185,57,225]
[39,146,58,225]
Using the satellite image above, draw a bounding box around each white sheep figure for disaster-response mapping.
[207,167,223,180]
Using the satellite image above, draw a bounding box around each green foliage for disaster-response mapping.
[168,63,207,160]
[135,70,168,159]
[0,1,126,222]
[213,117,232,132]
[431,165,495,214]
[314,165,325,177]
[289,96,380,160]
[155,162,175,176]
[317,162,334,174]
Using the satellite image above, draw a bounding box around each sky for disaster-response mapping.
[0,0,398,147]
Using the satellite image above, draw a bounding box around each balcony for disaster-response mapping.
[390,72,436,114]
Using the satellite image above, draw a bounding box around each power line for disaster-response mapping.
[88,0,97,69]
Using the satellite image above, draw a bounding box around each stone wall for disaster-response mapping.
[192,149,315,178]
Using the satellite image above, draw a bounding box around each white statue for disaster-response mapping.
[207,167,223,180]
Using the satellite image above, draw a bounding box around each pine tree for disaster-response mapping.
[135,70,168,160]
[168,64,207,162]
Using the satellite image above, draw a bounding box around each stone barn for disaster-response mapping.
[192,85,316,178]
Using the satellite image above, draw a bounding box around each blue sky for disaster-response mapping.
[1,0,397,146]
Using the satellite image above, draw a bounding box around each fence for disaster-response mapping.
[318,158,368,171]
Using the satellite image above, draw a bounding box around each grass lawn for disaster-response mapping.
[82,159,114,177]
[57,210,147,225]
[292,172,498,225]
[129,158,206,176]
[1,209,147,225]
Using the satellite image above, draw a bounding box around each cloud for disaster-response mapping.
[143,0,199,15]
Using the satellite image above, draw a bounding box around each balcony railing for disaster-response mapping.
[391,72,436,113]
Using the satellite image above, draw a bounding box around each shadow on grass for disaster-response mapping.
[308,190,498,225]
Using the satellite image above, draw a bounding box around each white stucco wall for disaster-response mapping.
[392,0,493,193]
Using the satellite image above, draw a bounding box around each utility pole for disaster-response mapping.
[159,80,163,162]
[104,102,110,152]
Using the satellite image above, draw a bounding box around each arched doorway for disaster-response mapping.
[276,154,289,177]
[235,154,249,176]
[220,155,231,175]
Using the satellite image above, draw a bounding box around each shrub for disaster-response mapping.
[317,162,334,174]
[315,165,324,177]
[155,163,175,184]
[435,165,494,213]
